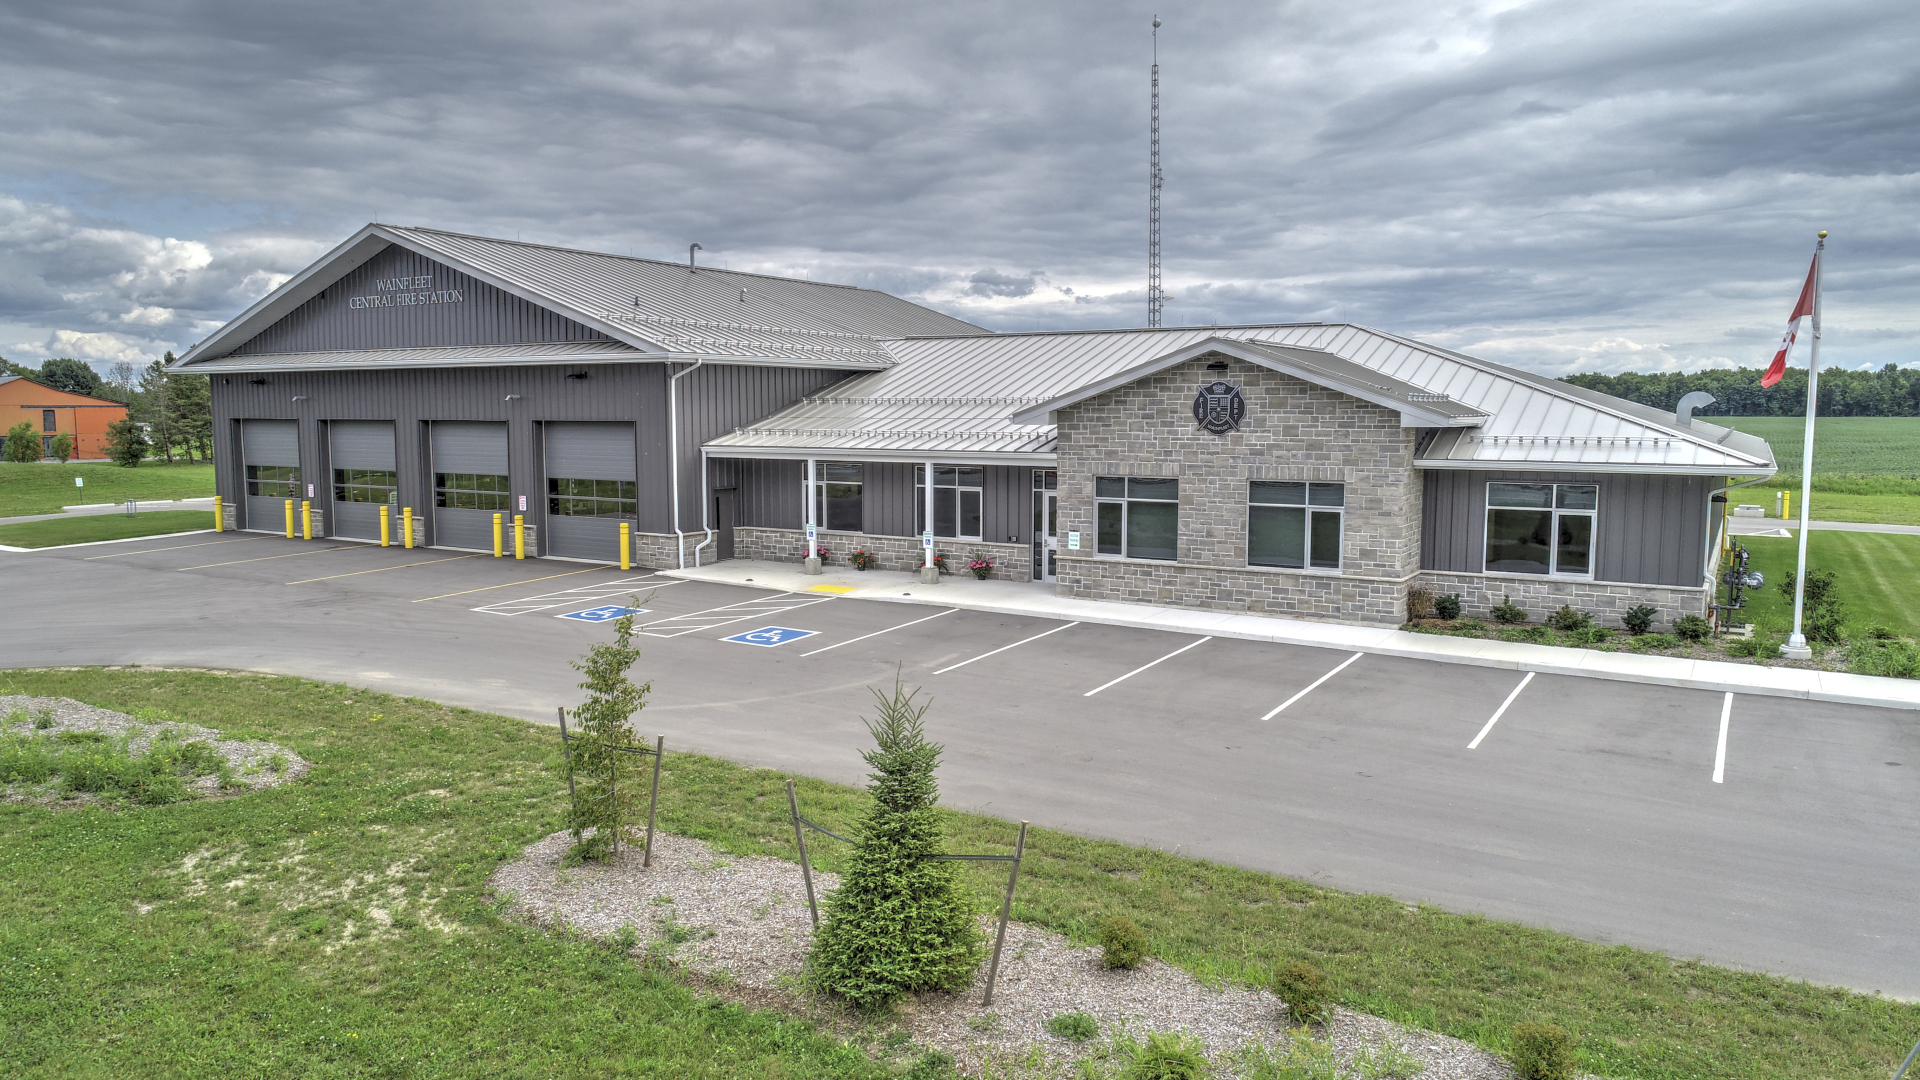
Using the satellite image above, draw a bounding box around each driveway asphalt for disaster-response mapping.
[3,531,1916,998]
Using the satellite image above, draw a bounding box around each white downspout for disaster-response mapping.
[691,448,714,567]
[668,358,705,568]
[1702,474,1773,614]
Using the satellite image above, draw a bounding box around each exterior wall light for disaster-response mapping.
[505,394,523,401]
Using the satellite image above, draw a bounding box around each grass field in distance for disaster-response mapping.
[1732,531,1920,638]
[0,461,216,517]
[0,510,215,549]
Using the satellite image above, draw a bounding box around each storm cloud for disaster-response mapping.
[1,0,1915,376]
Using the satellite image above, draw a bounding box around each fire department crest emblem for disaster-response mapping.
[1192,380,1246,435]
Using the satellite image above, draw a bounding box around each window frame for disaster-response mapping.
[332,468,399,505]
[1483,482,1598,578]
[42,410,57,432]
[546,476,637,519]
[1094,476,1180,561]
[809,462,864,533]
[245,464,300,498]
[915,465,985,540]
[435,472,511,512]
[1246,481,1345,571]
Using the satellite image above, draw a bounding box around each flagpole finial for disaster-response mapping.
[1818,230,1828,239]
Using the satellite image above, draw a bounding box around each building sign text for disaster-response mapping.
[349,274,465,310]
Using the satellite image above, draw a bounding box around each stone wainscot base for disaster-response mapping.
[1413,571,1712,628]
[733,526,1031,582]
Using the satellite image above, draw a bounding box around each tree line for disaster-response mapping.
[1561,364,1920,417]
[1,354,212,464]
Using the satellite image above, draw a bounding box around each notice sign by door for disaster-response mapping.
[518,494,527,512]
[1068,531,1081,550]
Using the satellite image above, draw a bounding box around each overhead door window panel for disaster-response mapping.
[430,421,510,551]
[327,421,396,541]
[544,422,637,560]
[240,419,300,532]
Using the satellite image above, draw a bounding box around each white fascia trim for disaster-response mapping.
[655,351,893,370]
[183,353,663,374]
[1007,337,1479,429]
[1414,458,1777,477]
[703,447,1057,466]
[175,227,392,366]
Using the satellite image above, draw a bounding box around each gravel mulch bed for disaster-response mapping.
[492,829,1509,1079]
[0,695,309,804]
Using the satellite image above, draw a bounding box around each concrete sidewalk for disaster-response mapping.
[1727,516,1920,537]
[661,558,1920,711]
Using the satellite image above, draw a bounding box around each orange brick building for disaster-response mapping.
[0,375,128,460]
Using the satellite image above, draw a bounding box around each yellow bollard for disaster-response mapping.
[620,521,631,571]
[284,499,295,538]
[493,513,503,557]
[302,500,313,540]
[380,504,391,547]
[403,507,414,549]
[514,514,525,559]
[1782,491,1791,520]
[211,499,223,533]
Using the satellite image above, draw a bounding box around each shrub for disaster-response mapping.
[1126,1031,1210,1080]
[1564,625,1611,646]
[1046,1011,1099,1041]
[1629,632,1679,652]
[1866,625,1898,640]
[1545,605,1591,632]
[1779,567,1846,644]
[1099,915,1147,969]
[807,681,984,1011]
[905,1050,958,1080]
[49,431,73,463]
[1849,638,1920,679]
[1501,626,1552,645]
[1235,1033,1338,1080]
[1434,593,1462,620]
[1672,614,1712,642]
[2,421,39,463]
[104,417,150,467]
[1509,1021,1575,1080]
[1491,596,1526,624]
[1724,633,1777,659]
[563,606,651,862]
[1406,588,1434,621]
[1272,960,1335,1026]
[1621,604,1658,635]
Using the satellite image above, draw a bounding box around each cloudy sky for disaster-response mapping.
[3,0,1916,379]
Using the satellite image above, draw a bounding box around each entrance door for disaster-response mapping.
[241,419,300,531]
[327,420,396,541]
[1032,469,1058,582]
[713,488,736,561]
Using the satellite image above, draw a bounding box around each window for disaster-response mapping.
[245,464,299,498]
[1486,483,1597,576]
[42,410,56,432]
[916,466,983,539]
[1095,476,1178,560]
[811,462,863,532]
[333,469,398,505]
[1248,482,1344,570]
[547,477,636,518]
[436,472,510,511]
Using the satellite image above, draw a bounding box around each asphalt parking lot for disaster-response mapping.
[7,530,1919,997]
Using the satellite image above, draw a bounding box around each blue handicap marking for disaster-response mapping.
[557,606,648,623]
[722,626,819,648]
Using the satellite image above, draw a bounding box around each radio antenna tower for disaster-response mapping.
[1147,14,1164,328]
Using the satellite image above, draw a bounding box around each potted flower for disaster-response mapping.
[801,544,830,564]
[967,554,994,580]
[849,549,877,571]
[930,553,950,575]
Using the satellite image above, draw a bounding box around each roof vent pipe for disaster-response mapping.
[1675,391,1715,427]
[688,243,702,271]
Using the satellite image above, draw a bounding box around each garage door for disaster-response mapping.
[544,422,636,561]
[430,421,510,551]
[241,419,300,532]
[328,421,396,541]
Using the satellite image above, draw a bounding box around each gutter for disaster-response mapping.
[668,358,705,568]
[1702,473,1775,600]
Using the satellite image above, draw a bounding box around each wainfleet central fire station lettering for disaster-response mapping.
[349,275,464,309]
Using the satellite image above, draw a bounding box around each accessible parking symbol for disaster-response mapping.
[557,606,648,622]
[722,626,819,648]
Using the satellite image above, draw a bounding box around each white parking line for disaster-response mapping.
[932,622,1079,675]
[800,608,956,656]
[1259,651,1364,719]
[1084,636,1212,697]
[1713,692,1733,783]
[1468,671,1535,749]
[471,575,677,615]
[637,593,834,638]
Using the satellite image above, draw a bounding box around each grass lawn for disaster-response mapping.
[0,461,216,517]
[1733,531,1920,639]
[2,670,1915,1079]
[0,510,214,549]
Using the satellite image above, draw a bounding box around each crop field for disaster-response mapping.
[1716,416,1920,487]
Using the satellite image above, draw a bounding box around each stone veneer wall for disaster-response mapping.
[1052,352,1424,626]
[733,526,1031,581]
[1414,571,1712,627]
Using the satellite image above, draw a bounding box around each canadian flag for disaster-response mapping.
[1762,256,1818,388]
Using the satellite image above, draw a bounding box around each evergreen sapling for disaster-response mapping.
[808,681,984,1011]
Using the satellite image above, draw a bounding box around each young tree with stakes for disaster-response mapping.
[808,681,984,1011]
[565,606,651,861]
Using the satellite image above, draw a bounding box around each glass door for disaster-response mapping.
[1032,470,1059,582]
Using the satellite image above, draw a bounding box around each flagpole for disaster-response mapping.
[1781,230,1826,660]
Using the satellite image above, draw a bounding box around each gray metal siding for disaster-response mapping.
[1421,469,1712,587]
[545,422,637,480]
[862,462,918,536]
[731,459,804,530]
[430,422,509,475]
[235,247,613,355]
[328,421,395,469]
[676,364,850,528]
[982,465,1028,545]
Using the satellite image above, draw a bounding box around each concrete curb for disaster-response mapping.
[0,529,219,553]
[661,559,1920,711]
